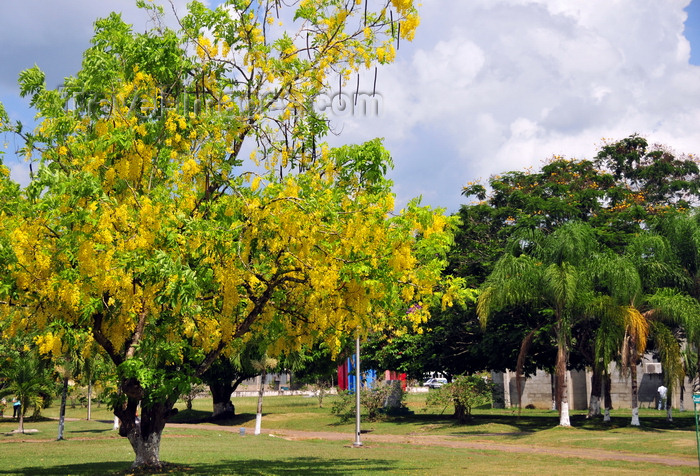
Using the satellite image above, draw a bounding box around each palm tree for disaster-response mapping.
[651,212,700,391]
[478,222,597,427]
[590,295,626,422]
[588,251,649,426]
[626,230,700,422]
[252,354,278,435]
[51,327,96,440]
[590,233,696,425]
[649,320,683,421]
[621,306,649,426]
[645,289,700,420]
[0,353,54,433]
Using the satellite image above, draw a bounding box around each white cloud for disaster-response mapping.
[325,0,700,212]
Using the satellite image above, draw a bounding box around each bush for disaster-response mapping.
[426,374,494,423]
[330,390,355,422]
[330,384,403,422]
[361,385,392,421]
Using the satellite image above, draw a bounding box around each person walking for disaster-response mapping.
[657,385,668,410]
[12,397,21,418]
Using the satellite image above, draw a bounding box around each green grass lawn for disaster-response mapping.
[1,393,698,475]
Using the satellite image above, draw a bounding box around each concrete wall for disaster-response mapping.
[492,358,692,410]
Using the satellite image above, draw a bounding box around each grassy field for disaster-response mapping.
[1,393,699,475]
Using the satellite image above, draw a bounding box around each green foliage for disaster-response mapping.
[594,134,700,208]
[282,344,339,408]
[331,139,394,195]
[117,358,191,408]
[0,351,56,431]
[182,382,208,411]
[360,384,397,421]
[330,390,355,422]
[426,374,494,423]
[0,0,433,467]
[330,384,399,423]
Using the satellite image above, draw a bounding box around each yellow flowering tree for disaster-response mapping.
[0,1,456,469]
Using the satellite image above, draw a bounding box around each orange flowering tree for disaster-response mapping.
[0,1,456,469]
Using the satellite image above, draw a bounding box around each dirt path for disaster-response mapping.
[167,423,698,468]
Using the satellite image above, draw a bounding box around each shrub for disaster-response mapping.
[330,390,354,422]
[330,383,403,422]
[426,374,494,423]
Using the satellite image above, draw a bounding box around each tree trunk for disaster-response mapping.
[555,338,570,427]
[503,369,511,408]
[87,371,92,421]
[454,400,468,423]
[210,379,235,419]
[550,373,557,411]
[603,371,613,422]
[630,360,640,426]
[587,367,602,419]
[57,376,69,440]
[254,371,266,435]
[114,391,178,469]
[666,385,673,422]
[129,428,163,468]
[17,404,25,433]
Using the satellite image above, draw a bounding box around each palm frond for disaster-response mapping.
[476,286,494,328]
[646,288,700,336]
[543,262,579,312]
[477,254,542,322]
[590,253,642,305]
[625,232,689,291]
[541,221,598,267]
[623,306,649,353]
[505,227,544,257]
[650,321,685,391]
[592,295,626,367]
[653,212,700,275]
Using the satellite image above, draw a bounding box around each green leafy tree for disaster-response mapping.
[0,1,456,469]
[200,345,261,419]
[426,374,494,423]
[451,138,700,417]
[593,134,700,210]
[362,283,483,381]
[282,344,340,407]
[478,222,598,426]
[0,351,55,433]
[588,232,697,424]
[651,211,700,392]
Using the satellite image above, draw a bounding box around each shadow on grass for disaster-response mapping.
[70,428,114,434]
[169,405,698,438]
[169,409,257,426]
[334,408,699,438]
[0,457,400,475]
[0,461,129,476]
[440,411,697,438]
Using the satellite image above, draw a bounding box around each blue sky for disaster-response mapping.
[688,1,700,64]
[2,0,700,214]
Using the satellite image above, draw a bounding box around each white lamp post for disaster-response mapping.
[353,334,362,447]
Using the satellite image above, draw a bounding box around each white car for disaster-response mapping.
[423,377,448,389]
